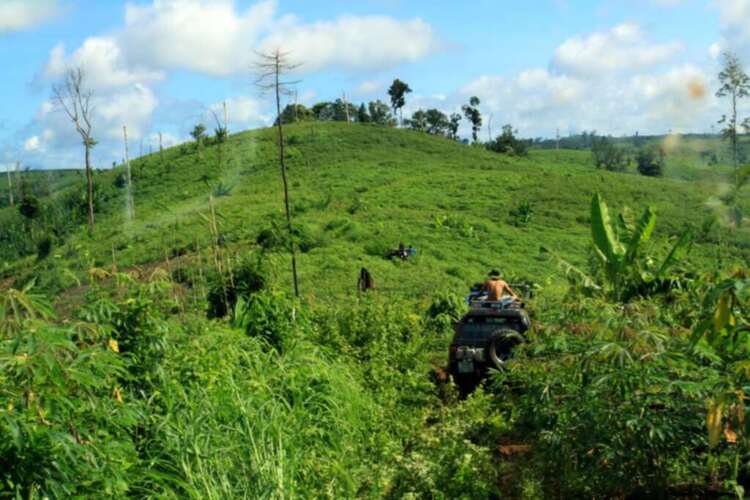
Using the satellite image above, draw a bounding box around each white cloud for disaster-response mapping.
[259,15,440,72]
[715,0,750,59]
[354,80,384,96]
[96,84,159,140]
[552,22,683,76]
[24,83,159,167]
[209,96,270,127]
[117,0,438,76]
[43,38,165,90]
[458,63,715,138]
[629,64,713,127]
[0,0,58,34]
[24,136,41,152]
[147,131,184,149]
[121,0,275,76]
[709,41,723,59]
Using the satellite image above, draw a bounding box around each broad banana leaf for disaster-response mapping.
[591,193,622,262]
[625,206,656,264]
[655,230,692,279]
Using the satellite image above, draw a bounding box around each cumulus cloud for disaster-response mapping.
[259,15,440,72]
[552,22,683,76]
[121,0,275,76]
[109,0,440,76]
[28,0,440,167]
[208,96,270,127]
[22,83,159,170]
[715,0,750,59]
[629,64,713,128]
[43,38,165,90]
[0,0,58,34]
[453,20,715,139]
[458,65,715,138]
[354,80,385,97]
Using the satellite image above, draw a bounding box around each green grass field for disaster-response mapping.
[3,123,750,498]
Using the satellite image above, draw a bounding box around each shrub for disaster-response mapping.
[0,321,139,498]
[233,291,297,351]
[637,146,665,177]
[487,124,528,156]
[207,253,267,319]
[592,136,628,171]
[256,221,321,253]
[425,292,466,332]
[79,276,170,390]
[498,322,715,497]
[36,235,52,260]
[19,195,40,220]
[509,200,534,226]
[114,172,127,189]
[212,182,233,197]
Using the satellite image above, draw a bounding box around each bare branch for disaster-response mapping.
[253,48,302,95]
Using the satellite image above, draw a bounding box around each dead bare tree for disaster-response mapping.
[255,49,301,297]
[122,125,135,220]
[53,67,96,232]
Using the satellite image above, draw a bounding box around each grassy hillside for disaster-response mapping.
[3,123,750,498]
[3,122,748,302]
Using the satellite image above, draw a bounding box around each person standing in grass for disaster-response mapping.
[358,267,374,292]
[483,270,519,301]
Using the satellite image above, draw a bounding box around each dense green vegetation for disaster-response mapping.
[2,122,750,497]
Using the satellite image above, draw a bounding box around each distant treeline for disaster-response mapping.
[534,131,728,150]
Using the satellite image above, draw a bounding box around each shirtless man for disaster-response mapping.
[483,270,519,301]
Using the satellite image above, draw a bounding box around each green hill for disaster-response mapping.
[2,123,750,498]
[2,122,748,300]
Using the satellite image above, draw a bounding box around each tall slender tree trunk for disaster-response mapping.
[274,54,299,297]
[223,101,228,132]
[14,161,21,199]
[123,125,135,220]
[6,166,13,207]
[733,91,739,189]
[85,143,94,232]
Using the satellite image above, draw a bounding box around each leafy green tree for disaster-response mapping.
[487,124,528,156]
[717,52,750,187]
[312,101,335,121]
[190,123,207,143]
[368,100,395,126]
[425,109,449,136]
[592,136,628,172]
[462,96,482,143]
[448,113,461,140]
[357,103,370,123]
[636,146,665,177]
[332,99,356,122]
[387,78,412,125]
[276,104,313,124]
[408,109,428,131]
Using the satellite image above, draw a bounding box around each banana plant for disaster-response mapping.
[590,193,692,300]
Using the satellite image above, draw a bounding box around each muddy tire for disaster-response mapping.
[487,328,525,369]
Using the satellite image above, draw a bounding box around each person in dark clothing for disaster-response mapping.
[358,267,374,292]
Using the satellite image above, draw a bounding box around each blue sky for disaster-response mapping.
[1,0,749,170]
